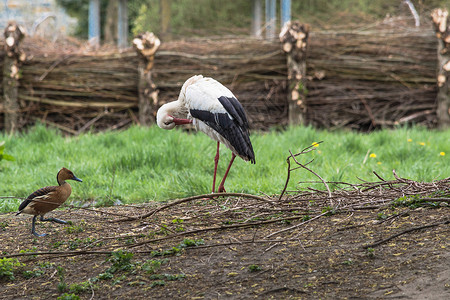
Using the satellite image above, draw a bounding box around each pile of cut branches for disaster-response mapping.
[4,36,287,133]
[306,25,438,129]
[16,39,140,133]
[0,20,441,133]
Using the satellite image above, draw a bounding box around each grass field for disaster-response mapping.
[0,125,448,213]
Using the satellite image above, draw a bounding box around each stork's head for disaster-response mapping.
[157,103,176,130]
[156,101,191,130]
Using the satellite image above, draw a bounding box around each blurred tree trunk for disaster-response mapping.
[104,0,118,44]
[252,0,262,37]
[160,0,172,40]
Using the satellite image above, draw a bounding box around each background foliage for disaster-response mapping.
[56,0,449,40]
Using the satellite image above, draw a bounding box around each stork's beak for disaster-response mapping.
[172,117,192,125]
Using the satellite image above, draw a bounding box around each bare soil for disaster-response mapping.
[0,190,449,300]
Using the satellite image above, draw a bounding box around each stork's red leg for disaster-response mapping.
[212,142,220,193]
[218,153,236,193]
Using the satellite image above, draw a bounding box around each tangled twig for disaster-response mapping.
[279,142,332,202]
[114,192,275,222]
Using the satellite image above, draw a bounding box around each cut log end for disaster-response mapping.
[282,43,292,53]
[132,38,144,50]
[5,36,14,47]
[444,61,450,71]
[279,21,309,53]
[291,90,299,101]
[133,32,161,58]
[296,40,305,50]
[445,35,450,44]
[431,8,449,34]
[437,74,446,87]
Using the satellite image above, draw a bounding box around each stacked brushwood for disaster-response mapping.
[306,25,438,129]
[0,36,287,133]
[15,39,141,134]
[0,21,442,133]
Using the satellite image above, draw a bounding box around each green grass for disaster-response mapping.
[0,124,448,213]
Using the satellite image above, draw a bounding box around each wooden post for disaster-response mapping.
[279,21,309,126]
[104,0,117,45]
[431,8,450,129]
[2,21,26,134]
[132,32,160,126]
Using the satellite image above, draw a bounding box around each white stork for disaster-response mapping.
[156,75,255,193]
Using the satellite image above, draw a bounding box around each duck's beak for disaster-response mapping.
[72,176,83,182]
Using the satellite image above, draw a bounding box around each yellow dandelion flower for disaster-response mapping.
[407,138,412,142]
[377,162,382,165]
[440,152,445,156]
[419,142,425,146]
[312,142,319,147]
[369,153,377,158]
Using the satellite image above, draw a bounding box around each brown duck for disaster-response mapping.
[16,167,82,237]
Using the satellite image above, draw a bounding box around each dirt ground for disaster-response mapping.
[0,190,449,300]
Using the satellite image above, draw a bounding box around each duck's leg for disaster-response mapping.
[217,153,236,193]
[212,142,220,193]
[31,215,46,237]
[40,215,67,224]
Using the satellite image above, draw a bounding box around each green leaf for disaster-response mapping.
[1,154,15,161]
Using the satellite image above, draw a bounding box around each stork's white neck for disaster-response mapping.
[156,100,189,130]
[179,74,204,101]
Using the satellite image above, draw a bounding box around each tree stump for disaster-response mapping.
[2,21,26,134]
[279,21,309,126]
[132,32,161,126]
[431,8,450,129]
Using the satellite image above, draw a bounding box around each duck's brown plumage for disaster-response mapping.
[18,185,71,216]
[17,167,82,236]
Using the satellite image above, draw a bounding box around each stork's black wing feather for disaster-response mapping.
[217,96,249,128]
[190,96,255,164]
